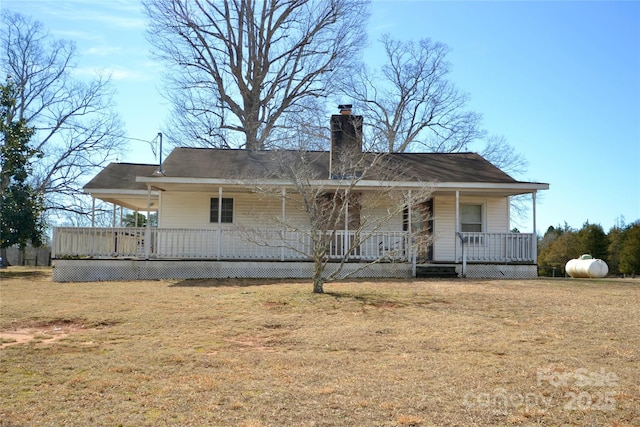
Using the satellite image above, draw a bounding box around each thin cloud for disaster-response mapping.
[21,1,146,30]
[59,10,146,30]
[94,13,146,30]
[51,30,101,41]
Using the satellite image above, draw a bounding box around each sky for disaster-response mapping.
[3,0,640,234]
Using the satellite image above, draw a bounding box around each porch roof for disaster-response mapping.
[84,163,160,211]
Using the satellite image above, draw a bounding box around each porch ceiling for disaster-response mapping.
[84,163,162,211]
[86,190,160,211]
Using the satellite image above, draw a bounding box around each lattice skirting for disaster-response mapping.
[53,260,538,282]
[52,259,413,282]
[459,264,538,279]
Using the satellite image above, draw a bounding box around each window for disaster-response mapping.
[460,204,482,232]
[210,198,233,223]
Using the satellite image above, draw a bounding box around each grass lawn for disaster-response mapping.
[1,267,638,426]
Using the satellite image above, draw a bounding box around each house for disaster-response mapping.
[52,110,549,282]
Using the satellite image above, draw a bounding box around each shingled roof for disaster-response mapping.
[159,148,518,182]
[84,163,159,191]
[85,148,543,192]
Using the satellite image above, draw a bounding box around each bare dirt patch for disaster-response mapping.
[0,320,79,348]
[0,318,118,349]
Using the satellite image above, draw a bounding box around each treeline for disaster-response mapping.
[538,220,640,277]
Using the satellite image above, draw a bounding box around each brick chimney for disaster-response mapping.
[330,105,363,178]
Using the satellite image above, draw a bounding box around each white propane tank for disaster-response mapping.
[565,254,609,278]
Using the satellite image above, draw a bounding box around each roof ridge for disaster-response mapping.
[172,147,481,156]
[111,162,159,166]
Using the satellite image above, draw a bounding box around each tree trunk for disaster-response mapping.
[313,277,324,293]
[312,258,325,293]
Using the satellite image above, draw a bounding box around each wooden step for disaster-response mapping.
[415,265,459,278]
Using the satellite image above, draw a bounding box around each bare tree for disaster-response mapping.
[143,0,369,150]
[479,134,528,177]
[343,34,483,153]
[476,133,533,229]
[238,136,432,293]
[344,35,534,229]
[0,10,125,218]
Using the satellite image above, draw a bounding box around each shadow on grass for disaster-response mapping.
[0,269,51,280]
[170,278,311,288]
[324,290,451,308]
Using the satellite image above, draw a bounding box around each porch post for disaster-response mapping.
[91,197,96,227]
[344,189,349,257]
[409,190,416,277]
[112,203,117,228]
[507,195,512,230]
[217,187,222,260]
[120,206,123,227]
[281,187,286,261]
[455,190,460,262]
[135,210,139,227]
[145,184,151,259]
[532,191,538,264]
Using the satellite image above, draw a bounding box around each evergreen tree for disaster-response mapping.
[0,79,44,253]
[607,225,625,275]
[619,222,640,276]
[539,225,562,252]
[121,212,157,228]
[578,222,609,261]
[538,230,582,275]
[537,223,577,276]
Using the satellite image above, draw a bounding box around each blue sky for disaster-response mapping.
[4,0,640,234]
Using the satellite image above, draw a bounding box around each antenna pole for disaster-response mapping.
[158,132,163,174]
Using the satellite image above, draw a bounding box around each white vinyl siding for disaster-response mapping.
[359,193,404,232]
[159,190,405,232]
[160,191,276,229]
[486,197,509,232]
[159,192,209,228]
[432,195,455,261]
[432,194,510,262]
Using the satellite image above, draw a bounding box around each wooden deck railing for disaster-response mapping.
[52,228,536,263]
[457,232,536,263]
[52,227,411,262]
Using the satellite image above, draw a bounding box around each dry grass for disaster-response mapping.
[1,266,639,426]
